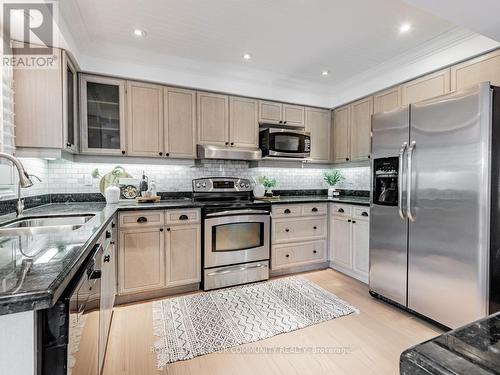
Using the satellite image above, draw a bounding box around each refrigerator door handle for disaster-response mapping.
[398,142,408,220]
[407,141,416,222]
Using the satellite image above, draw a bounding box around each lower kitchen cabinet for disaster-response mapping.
[165,224,201,287]
[271,203,328,273]
[329,204,370,283]
[118,226,165,294]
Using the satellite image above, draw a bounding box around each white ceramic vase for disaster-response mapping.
[328,186,337,197]
[253,183,265,198]
[105,184,120,204]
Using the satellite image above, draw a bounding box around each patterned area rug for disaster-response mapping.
[152,276,358,367]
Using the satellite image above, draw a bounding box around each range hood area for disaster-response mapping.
[197,144,262,161]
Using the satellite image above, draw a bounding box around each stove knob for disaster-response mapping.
[245,183,250,188]
[202,182,206,188]
[196,183,201,188]
[240,183,245,188]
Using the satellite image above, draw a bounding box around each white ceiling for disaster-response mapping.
[57,0,498,107]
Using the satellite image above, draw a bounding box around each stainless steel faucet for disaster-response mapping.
[0,152,37,216]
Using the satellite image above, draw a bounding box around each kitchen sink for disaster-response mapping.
[0,214,94,236]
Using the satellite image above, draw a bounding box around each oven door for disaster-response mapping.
[268,128,310,158]
[204,210,270,268]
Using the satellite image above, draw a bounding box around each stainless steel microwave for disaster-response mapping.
[259,128,311,158]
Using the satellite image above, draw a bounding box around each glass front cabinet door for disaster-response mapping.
[62,52,78,153]
[80,74,126,155]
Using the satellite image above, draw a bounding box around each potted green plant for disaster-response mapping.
[259,176,277,197]
[323,169,344,197]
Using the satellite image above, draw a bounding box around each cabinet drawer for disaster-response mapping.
[273,217,327,244]
[353,207,370,221]
[119,210,164,228]
[330,204,352,218]
[301,203,327,216]
[272,240,327,268]
[165,209,200,225]
[272,204,302,218]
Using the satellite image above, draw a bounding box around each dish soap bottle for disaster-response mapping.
[139,171,149,194]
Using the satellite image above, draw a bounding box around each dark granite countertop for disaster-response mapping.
[0,199,201,315]
[259,195,370,206]
[400,312,500,375]
[0,194,368,315]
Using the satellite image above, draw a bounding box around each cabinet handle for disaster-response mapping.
[284,209,291,214]
[312,207,318,212]
[111,222,116,228]
[230,142,234,146]
[338,208,344,213]
[110,241,115,245]
[285,254,290,258]
[105,230,111,238]
[346,157,350,161]
[279,121,283,124]
[159,152,163,156]
[166,228,170,231]
[166,153,170,157]
[313,250,317,254]
[352,220,356,224]
[137,216,148,223]
[104,255,110,263]
[368,155,371,159]
[160,228,164,232]
[313,226,317,230]
[225,142,229,146]
[284,121,287,124]
[361,212,368,217]
[348,219,351,223]
[285,228,290,232]
[179,214,189,221]
[121,150,126,155]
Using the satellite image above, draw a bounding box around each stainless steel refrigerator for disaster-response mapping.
[369,82,500,329]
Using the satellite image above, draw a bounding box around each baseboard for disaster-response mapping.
[114,283,200,306]
[329,261,368,284]
[270,261,329,277]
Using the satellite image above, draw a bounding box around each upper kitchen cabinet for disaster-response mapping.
[332,105,350,163]
[197,92,229,146]
[305,108,331,162]
[373,86,401,114]
[451,49,500,91]
[229,96,259,148]
[258,101,305,127]
[126,81,163,157]
[80,74,126,155]
[14,48,78,152]
[401,68,451,105]
[350,97,373,161]
[164,87,197,158]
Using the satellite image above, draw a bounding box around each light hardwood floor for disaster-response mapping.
[103,269,441,375]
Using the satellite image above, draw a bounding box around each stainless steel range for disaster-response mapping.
[193,177,271,291]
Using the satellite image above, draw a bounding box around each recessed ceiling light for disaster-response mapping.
[400,23,411,33]
[321,70,330,76]
[242,53,252,60]
[133,29,146,37]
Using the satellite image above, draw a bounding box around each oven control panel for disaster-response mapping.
[193,177,252,192]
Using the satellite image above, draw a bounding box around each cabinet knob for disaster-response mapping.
[368,155,371,159]
[225,142,229,146]
[166,153,170,157]
[104,255,110,263]
[283,121,287,124]
[352,220,356,224]
[105,230,111,238]
[284,209,291,214]
[230,142,234,146]
[160,228,164,232]
[279,121,283,124]
[110,241,115,245]
[348,219,352,223]
[121,150,126,155]
[179,214,189,221]
[312,207,318,212]
[338,208,344,213]
[166,228,170,231]
[285,254,290,258]
[313,226,317,230]
[137,216,148,223]
[159,152,163,156]
[346,157,350,161]
[313,250,317,254]
[285,228,290,232]
[111,222,116,228]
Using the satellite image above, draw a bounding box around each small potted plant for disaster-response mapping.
[323,169,344,197]
[259,176,277,197]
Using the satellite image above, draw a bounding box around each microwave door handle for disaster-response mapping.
[398,142,408,220]
[406,141,416,222]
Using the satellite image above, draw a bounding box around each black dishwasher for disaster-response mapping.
[37,243,102,375]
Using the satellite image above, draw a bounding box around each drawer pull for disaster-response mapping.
[313,226,317,230]
[352,220,356,224]
[285,228,290,232]
[179,214,189,221]
[313,250,317,254]
[104,255,110,263]
[312,207,318,212]
[348,219,351,223]
[137,216,148,223]
[338,208,344,213]
[285,254,290,258]
[105,230,111,238]
[284,209,291,214]
[361,212,369,217]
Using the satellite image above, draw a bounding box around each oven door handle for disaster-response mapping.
[205,209,270,218]
[206,263,268,276]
